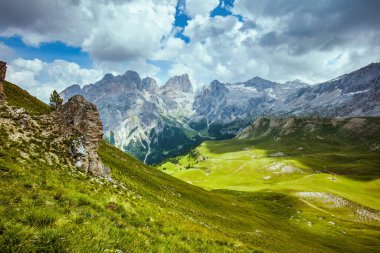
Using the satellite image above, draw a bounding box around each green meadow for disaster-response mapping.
[159,137,380,208]
[158,117,380,251]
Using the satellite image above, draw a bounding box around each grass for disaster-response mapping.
[3,80,51,115]
[1,83,379,252]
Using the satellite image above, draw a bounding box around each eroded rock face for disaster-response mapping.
[59,95,110,177]
[0,61,7,100]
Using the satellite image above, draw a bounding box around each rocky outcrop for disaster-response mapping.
[0,61,7,100]
[59,95,110,177]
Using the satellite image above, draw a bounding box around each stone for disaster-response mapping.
[0,61,7,100]
[59,95,110,177]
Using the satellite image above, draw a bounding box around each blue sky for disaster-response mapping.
[0,0,379,101]
[0,36,92,67]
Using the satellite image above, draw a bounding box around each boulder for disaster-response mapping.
[59,95,110,177]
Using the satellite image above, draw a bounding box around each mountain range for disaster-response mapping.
[61,62,380,163]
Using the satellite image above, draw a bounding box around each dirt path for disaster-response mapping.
[299,199,338,218]
[225,152,256,176]
[228,162,248,176]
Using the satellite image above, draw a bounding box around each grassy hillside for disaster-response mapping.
[1,85,379,252]
[3,80,51,115]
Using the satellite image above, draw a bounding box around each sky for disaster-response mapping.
[0,0,380,101]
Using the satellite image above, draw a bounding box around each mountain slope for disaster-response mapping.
[3,80,380,252]
[281,63,380,116]
[3,80,51,114]
[192,62,380,137]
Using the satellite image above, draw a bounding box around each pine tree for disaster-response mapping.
[49,90,63,111]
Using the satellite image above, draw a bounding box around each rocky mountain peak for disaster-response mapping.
[60,84,82,102]
[162,73,193,94]
[142,77,159,92]
[120,70,142,90]
[102,73,114,81]
[209,80,228,94]
[0,61,7,100]
[122,70,142,89]
[244,76,278,90]
[250,76,266,82]
[59,95,110,177]
[210,79,223,86]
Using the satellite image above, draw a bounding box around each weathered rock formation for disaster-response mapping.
[59,95,110,177]
[0,61,7,100]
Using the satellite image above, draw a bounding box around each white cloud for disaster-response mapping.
[7,58,104,102]
[0,42,16,62]
[0,0,177,63]
[185,0,219,17]
[82,1,176,62]
[0,0,94,47]
[162,13,380,87]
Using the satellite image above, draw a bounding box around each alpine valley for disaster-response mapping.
[61,62,380,164]
[1,62,380,253]
[2,1,380,252]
